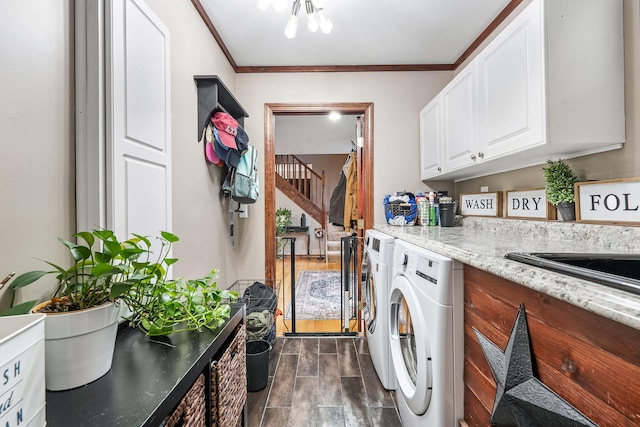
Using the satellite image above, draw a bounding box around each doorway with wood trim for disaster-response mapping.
[264,103,374,335]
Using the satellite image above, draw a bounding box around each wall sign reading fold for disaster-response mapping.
[576,178,640,225]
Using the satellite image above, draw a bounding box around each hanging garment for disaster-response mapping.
[343,151,359,230]
[329,171,346,226]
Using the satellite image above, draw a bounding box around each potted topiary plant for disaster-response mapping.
[543,159,579,221]
[275,207,292,257]
[4,229,237,390]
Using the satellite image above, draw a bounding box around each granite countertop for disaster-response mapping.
[374,217,640,331]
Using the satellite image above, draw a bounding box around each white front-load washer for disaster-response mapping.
[362,229,396,390]
[389,239,464,427]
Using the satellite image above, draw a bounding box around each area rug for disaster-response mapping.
[285,270,342,320]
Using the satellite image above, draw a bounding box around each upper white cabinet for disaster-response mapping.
[419,95,443,180]
[477,1,543,159]
[420,0,624,181]
[442,62,479,172]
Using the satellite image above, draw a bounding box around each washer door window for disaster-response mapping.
[361,251,377,333]
[390,275,433,415]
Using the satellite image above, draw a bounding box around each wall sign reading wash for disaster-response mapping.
[576,178,640,225]
[460,192,503,217]
[505,188,556,220]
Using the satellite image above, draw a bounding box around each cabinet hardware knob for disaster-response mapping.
[470,154,477,161]
[478,152,484,159]
[437,166,442,172]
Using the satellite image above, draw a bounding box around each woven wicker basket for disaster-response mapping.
[211,324,247,427]
[164,373,206,427]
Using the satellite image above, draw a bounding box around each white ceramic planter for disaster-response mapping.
[0,313,46,427]
[34,301,120,391]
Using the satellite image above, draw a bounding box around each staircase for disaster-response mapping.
[275,154,355,263]
[275,154,326,226]
[325,223,351,263]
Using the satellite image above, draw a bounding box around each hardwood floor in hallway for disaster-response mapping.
[275,257,360,335]
[246,336,401,427]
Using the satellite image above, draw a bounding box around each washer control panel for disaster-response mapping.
[416,256,439,285]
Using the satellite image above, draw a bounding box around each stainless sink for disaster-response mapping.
[504,252,640,296]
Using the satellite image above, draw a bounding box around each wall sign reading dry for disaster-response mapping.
[505,188,556,220]
[576,178,640,225]
[460,192,503,217]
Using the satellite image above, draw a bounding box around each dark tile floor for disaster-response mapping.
[246,336,401,427]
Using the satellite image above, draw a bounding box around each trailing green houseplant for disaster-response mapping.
[543,159,579,221]
[4,229,237,335]
[1,229,238,390]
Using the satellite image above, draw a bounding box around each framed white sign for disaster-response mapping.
[576,178,640,225]
[460,192,503,217]
[505,188,556,220]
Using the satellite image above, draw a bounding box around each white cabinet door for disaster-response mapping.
[477,0,544,159]
[419,96,443,180]
[441,64,478,172]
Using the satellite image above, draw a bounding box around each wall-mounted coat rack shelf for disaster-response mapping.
[194,75,248,138]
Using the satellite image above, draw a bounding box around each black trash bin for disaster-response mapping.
[246,340,271,392]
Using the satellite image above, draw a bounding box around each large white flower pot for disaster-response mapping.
[0,313,46,426]
[34,301,120,391]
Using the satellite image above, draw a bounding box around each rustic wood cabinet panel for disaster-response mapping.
[464,265,640,427]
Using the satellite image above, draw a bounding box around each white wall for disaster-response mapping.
[0,0,243,312]
[4,0,636,309]
[144,0,240,289]
[235,71,453,279]
[275,115,357,154]
[0,1,75,307]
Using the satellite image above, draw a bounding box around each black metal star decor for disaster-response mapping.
[473,304,599,427]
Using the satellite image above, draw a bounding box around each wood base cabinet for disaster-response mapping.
[421,0,624,181]
[464,266,640,426]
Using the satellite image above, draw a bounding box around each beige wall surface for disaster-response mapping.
[236,71,453,279]
[0,0,240,312]
[456,0,640,203]
[3,0,637,310]
[145,0,240,289]
[0,1,75,308]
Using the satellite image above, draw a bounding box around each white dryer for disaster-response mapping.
[389,239,464,427]
[362,229,396,390]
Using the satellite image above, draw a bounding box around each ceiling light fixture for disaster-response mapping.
[257,0,272,11]
[316,7,332,34]
[305,0,319,32]
[258,0,289,13]
[274,0,289,13]
[262,0,331,39]
[284,0,301,39]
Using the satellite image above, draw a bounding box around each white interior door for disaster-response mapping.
[76,0,171,242]
[107,0,171,241]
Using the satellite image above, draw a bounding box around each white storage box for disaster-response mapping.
[0,314,46,427]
